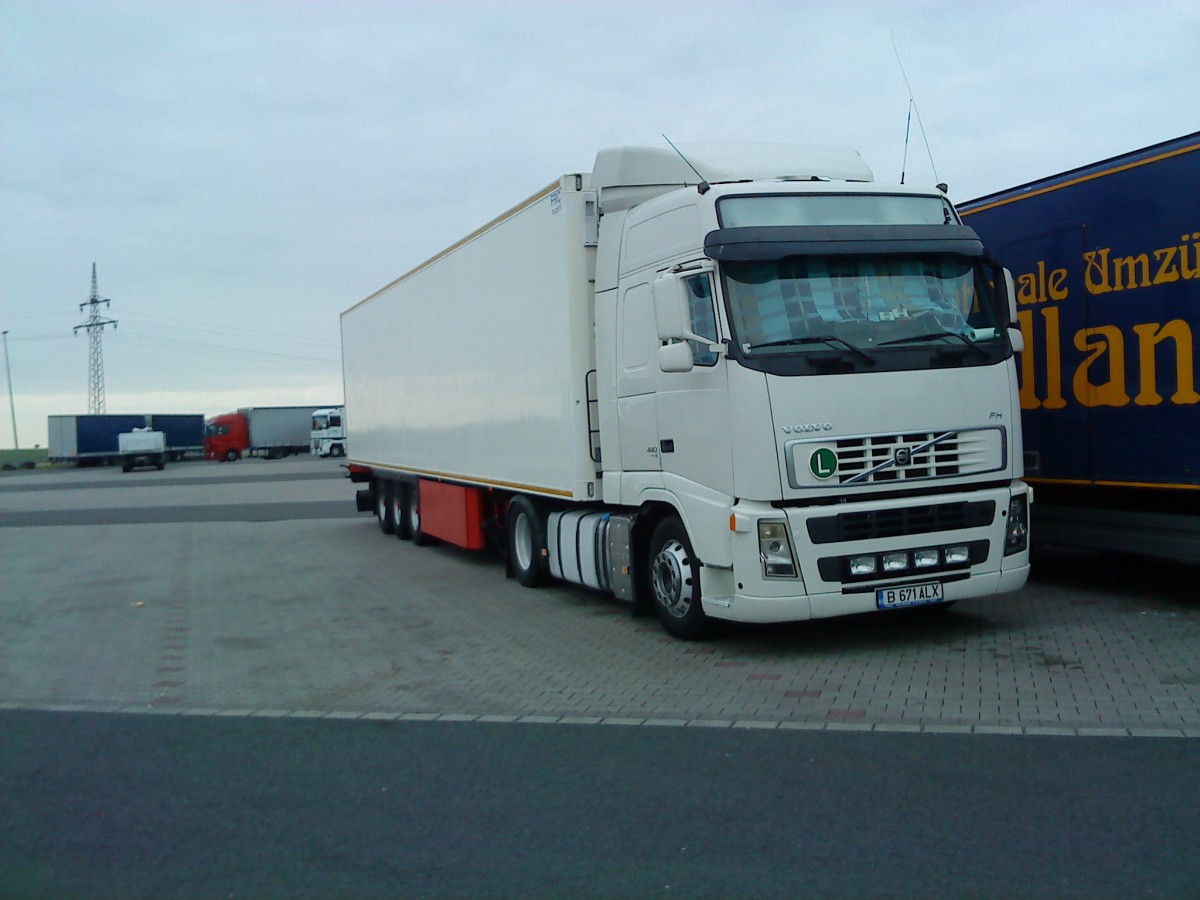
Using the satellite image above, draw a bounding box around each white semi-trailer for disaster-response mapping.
[341,144,1031,639]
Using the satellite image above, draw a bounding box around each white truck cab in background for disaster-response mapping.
[310,407,346,458]
[341,144,1030,639]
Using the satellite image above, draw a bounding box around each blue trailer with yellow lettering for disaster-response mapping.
[960,133,1199,564]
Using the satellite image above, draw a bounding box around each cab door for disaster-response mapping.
[654,267,734,496]
[615,280,662,472]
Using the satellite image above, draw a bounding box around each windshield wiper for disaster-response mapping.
[747,334,874,362]
[878,331,990,357]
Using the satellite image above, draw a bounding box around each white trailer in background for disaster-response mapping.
[342,144,1031,639]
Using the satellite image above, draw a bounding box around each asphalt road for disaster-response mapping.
[3,458,1198,898]
[3,709,1198,899]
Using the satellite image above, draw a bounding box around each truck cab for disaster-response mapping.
[311,407,346,458]
[590,146,1030,633]
[203,412,246,461]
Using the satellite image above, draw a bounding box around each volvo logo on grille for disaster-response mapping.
[782,423,833,434]
[895,447,913,466]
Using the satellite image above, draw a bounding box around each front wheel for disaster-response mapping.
[224,449,239,462]
[647,517,710,641]
[507,495,547,587]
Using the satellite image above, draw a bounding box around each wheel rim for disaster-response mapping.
[513,512,533,572]
[408,495,419,533]
[389,491,403,529]
[376,491,387,521]
[652,539,692,618]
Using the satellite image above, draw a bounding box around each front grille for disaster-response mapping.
[807,500,995,544]
[786,427,1006,489]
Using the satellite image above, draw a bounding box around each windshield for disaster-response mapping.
[719,194,955,227]
[312,415,329,430]
[723,253,1006,355]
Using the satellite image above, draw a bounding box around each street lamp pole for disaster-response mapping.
[1,330,17,450]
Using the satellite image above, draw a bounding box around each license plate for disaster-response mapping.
[876,581,944,610]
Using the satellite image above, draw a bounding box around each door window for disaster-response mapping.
[684,273,719,366]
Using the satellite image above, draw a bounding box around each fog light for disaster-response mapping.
[882,552,909,572]
[913,548,940,568]
[849,555,877,576]
[758,520,798,578]
[944,545,970,565]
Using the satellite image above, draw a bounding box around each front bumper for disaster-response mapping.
[703,482,1031,624]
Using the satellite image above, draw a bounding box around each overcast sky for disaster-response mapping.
[1,0,1197,449]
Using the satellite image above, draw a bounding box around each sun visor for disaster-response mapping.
[704,224,985,260]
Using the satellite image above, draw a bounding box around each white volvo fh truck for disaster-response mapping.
[341,144,1031,639]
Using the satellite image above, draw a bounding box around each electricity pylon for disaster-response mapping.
[74,263,118,414]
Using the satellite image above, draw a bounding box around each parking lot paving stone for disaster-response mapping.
[3,462,1199,737]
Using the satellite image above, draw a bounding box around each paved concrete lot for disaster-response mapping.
[2,457,1198,736]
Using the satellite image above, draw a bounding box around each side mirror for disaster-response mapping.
[1003,268,1017,325]
[653,272,690,341]
[659,341,695,373]
[1008,327,1025,353]
[1000,267,1025,352]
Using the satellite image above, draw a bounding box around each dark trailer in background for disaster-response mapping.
[148,414,205,460]
[959,133,1199,564]
[48,413,206,466]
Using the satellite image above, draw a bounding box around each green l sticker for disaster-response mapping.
[810,447,837,479]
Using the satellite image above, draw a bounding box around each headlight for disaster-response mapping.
[758,521,798,578]
[1004,494,1029,555]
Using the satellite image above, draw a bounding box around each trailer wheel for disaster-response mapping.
[375,481,395,535]
[389,483,409,540]
[507,496,547,587]
[647,517,710,641]
[406,481,432,546]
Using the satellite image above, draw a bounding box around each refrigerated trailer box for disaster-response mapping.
[343,144,1032,638]
[960,132,1199,564]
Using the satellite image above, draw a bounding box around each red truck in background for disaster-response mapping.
[204,405,335,461]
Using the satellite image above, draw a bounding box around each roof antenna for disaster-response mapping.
[662,134,710,194]
[892,34,946,194]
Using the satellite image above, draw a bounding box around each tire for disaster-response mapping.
[375,481,395,535]
[647,517,709,640]
[122,462,132,473]
[390,483,410,540]
[405,481,431,546]
[331,444,345,458]
[507,495,547,587]
[224,449,239,462]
